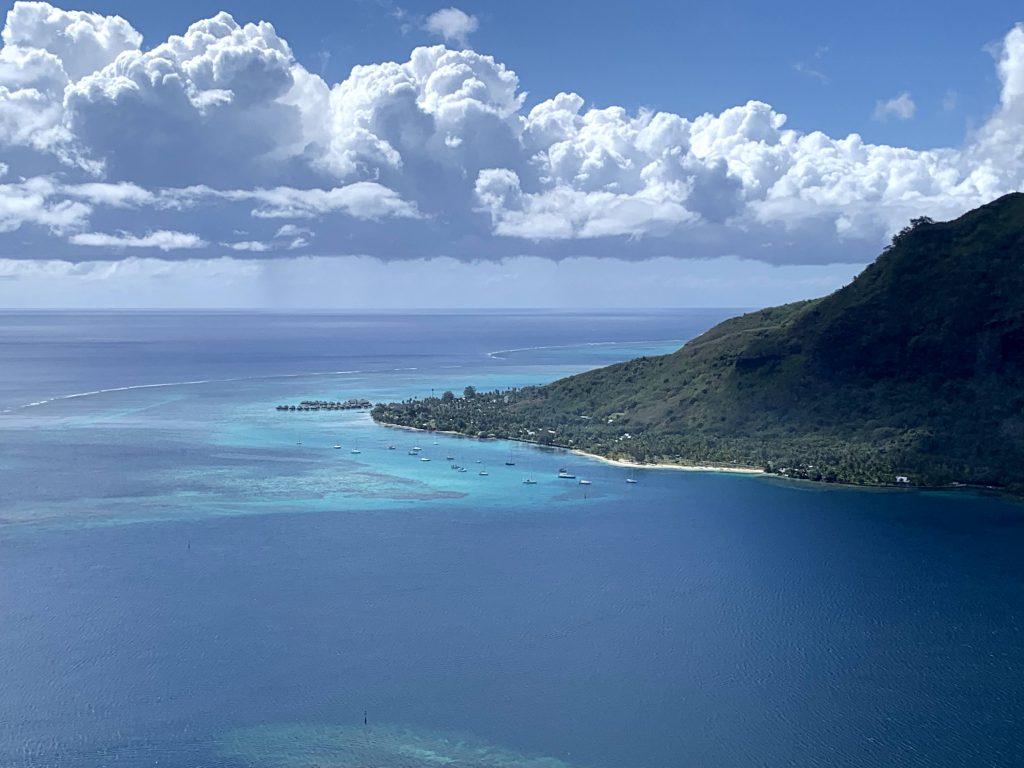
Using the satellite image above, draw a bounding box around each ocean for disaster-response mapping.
[1,310,1022,767]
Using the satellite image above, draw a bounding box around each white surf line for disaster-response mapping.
[486,338,685,360]
[1,366,422,413]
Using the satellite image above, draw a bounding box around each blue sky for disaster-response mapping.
[0,0,1022,307]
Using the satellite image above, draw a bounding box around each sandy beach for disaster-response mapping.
[568,448,765,475]
[376,421,765,475]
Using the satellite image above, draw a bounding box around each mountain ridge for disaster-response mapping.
[373,194,1024,491]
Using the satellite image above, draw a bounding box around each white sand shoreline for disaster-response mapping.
[567,448,765,474]
[376,421,764,475]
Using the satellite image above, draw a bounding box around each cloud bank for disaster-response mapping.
[0,254,863,309]
[0,1,1022,278]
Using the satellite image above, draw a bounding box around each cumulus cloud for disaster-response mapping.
[69,230,206,250]
[61,11,328,185]
[0,2,140,166]
[873,92,916,121]
[424,8,478,48]
[474,167,697,239]
[319,44,525,196]
[2,1,140,80]
[1,2,1024,272]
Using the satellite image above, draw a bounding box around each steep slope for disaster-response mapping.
[374,194,1024,490]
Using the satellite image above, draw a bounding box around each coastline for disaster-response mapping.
[374,420,765,476]
[373,419,1017,497]
[566,447,764,474]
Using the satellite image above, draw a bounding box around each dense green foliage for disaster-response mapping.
[374,194,1024,491]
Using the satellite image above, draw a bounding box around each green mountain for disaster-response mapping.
[373,194,1024,491]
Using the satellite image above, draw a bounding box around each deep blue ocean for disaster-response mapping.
[1,310,1022,768]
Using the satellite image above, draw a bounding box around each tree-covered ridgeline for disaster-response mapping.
[376,195,1024,493]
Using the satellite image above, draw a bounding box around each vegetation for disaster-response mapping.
[373,194,1024,492]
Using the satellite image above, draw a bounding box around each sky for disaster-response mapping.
[0,0,1022,308]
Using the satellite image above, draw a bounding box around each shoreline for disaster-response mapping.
[566,447,764,474]
[373,419,1019,498]
[374,420,765,476]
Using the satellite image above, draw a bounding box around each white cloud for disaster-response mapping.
[171,182,421,220]
[319,44,524,187]
[274,223,312,238]
[63,181,155,207]
[62,11,325,184]
[0,2,140,166]
[69,229,206,250]
[1,3,1024,275]
[424,8,478,48]
[873,92,916,121]
[225,240,271,252]
[475,168,696,239]
[0,176,90,233]
[2,1,141,81]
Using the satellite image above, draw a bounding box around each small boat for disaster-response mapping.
[408,449,419,455]
[333,444,342,450]
[505,452,515,466]
[412,446,422,451]
[578,479,591,486]
[557,468,576,479]
[296,441,303,445]
[523,478,537,485]
[421,456,431,462]
[626,477,638,484]
[458,467,468,473]
[387,445,396,450]
[479,470,489,476]
[446,455,455,461]
[433,441,439,445]
[350,449,361,454]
